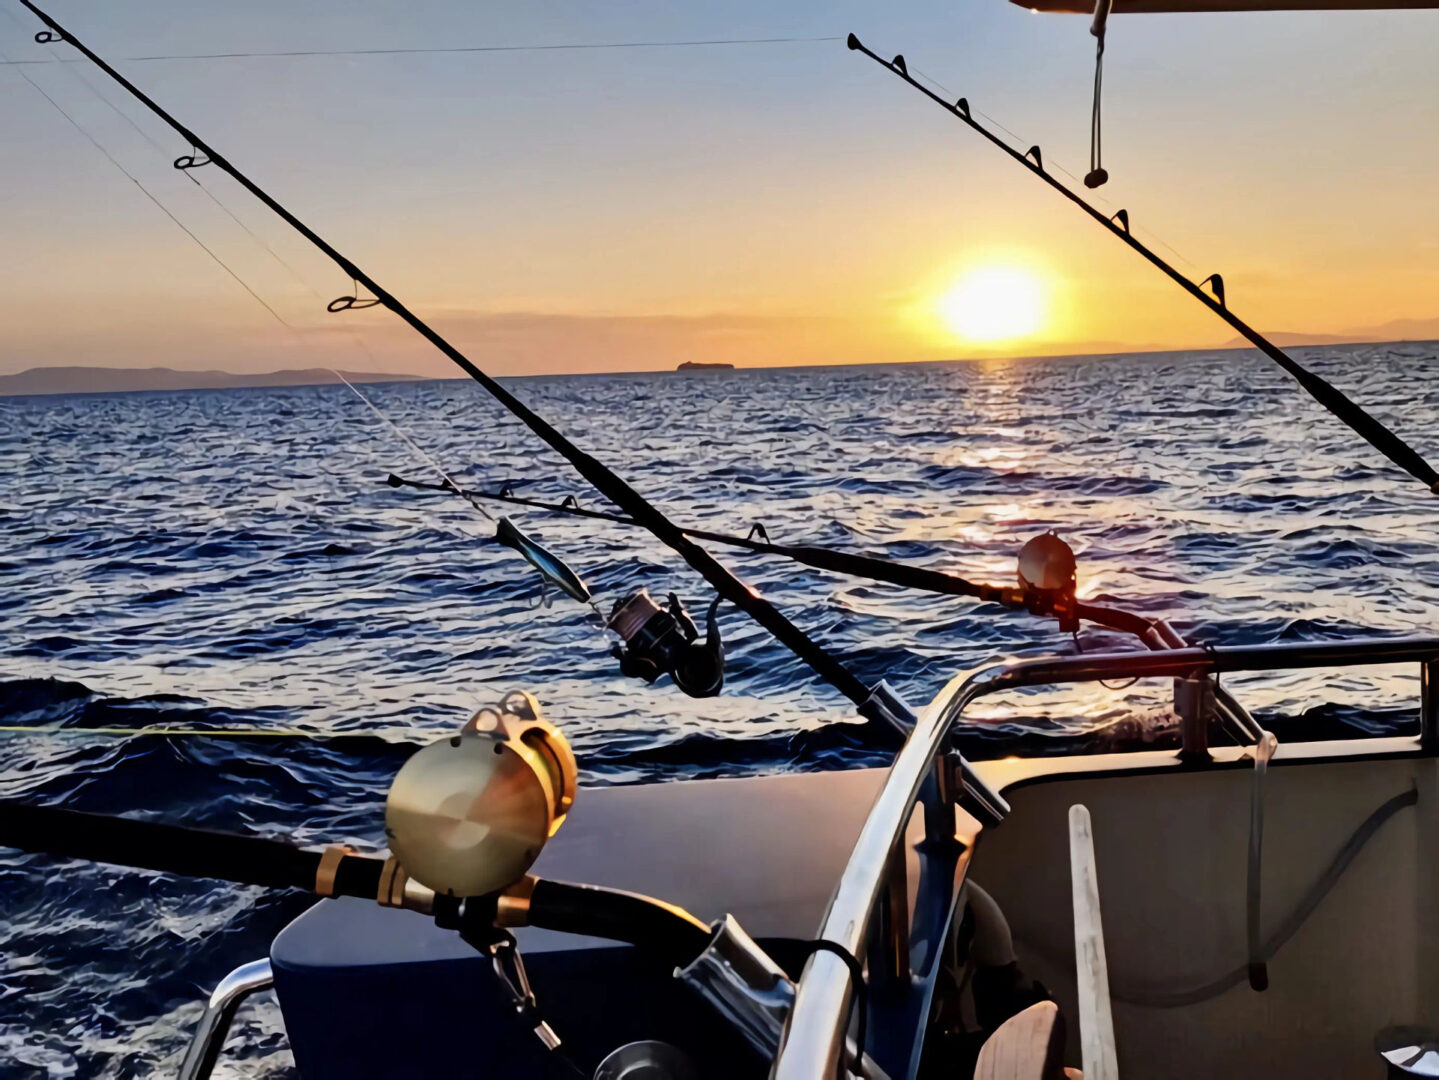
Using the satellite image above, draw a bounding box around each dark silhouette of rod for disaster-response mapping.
[19,1,868,707]
[848,34,1439,497]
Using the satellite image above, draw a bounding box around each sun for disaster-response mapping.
[937,266,1047,343]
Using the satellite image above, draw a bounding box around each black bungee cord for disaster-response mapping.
[1085,0,1115,189]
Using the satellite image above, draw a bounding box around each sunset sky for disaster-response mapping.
[2,0,1437,376]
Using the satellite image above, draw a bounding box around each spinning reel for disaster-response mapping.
[608,589,725,699]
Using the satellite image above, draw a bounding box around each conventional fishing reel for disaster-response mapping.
[385,690,577,898]
[1016,530,1079,633]
[379,696,713,1077]
[608,589,725,698]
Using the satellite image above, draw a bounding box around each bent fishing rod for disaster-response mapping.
[15,3,1008,817]
[847,34,1439,498]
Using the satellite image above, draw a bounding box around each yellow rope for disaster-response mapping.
[0,725,416,740]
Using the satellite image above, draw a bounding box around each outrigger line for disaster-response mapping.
[0,34,844,66]
[847,34,1439,497]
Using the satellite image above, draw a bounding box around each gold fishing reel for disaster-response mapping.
[384,690,577,898]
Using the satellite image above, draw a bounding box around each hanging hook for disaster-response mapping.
[34,29,63,44]
[1200,274,1226,308]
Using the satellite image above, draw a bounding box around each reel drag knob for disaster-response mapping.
[384,691,577,898]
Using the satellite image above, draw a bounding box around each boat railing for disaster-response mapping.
[772,635,1439,1080]
[178,958,273,1080]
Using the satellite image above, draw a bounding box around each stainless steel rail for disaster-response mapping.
[178,958,273,1080]
[772,635,1439,1079]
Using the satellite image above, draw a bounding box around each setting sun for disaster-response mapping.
[937,266,1048,344]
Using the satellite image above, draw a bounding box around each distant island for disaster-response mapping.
[1222,316,1439,350]
[675,361,735,371]
[0,366,426,398]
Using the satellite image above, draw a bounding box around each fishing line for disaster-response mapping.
[336,378,617,650]
[15,12,570,604]
[2,26,534,727]
[333,372,495,523]
[0,724,416,739]
[7,0,395,361]
[1088,45,1104,185]
[11,4,630,633]
[7,1,328,311]
[1085,0,1114,189]
[15,18,608,659]
[0,38,292,329]
[0,34,843,65]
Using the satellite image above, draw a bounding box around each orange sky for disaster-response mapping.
[2,0,1437,376]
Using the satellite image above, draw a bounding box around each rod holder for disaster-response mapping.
[1174,675,1213,760]
[1422,659,1438,752]
[867,842,910,993]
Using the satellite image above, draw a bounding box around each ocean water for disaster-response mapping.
[1,344,1437,1077]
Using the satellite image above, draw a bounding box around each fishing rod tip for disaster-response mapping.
[846,33,862,50]
[386,473,403,487]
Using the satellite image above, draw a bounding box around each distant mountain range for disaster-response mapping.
[1223,317,1439,349]
[0,366,425,398]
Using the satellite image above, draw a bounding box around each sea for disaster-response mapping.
[1,344,1436,1077]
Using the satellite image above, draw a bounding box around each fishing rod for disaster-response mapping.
[385,471,1162,641]
[386,472,1005,602]
[15,2,1012,820]
[847,34,1439,498]
[14,5,854,695]
[0,798,711,961]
